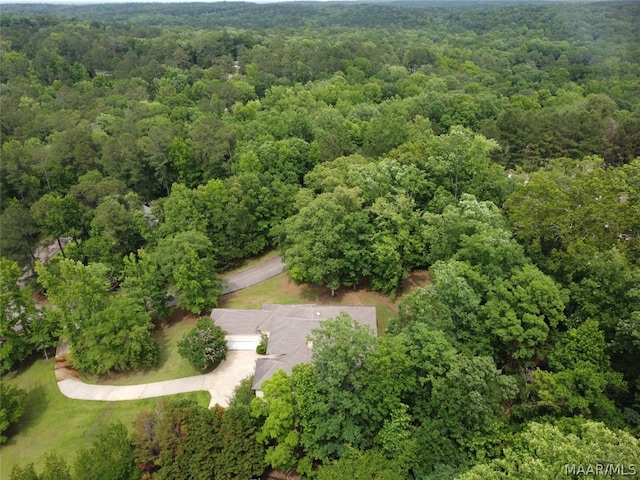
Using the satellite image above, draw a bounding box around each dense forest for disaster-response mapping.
[1,1,639,478]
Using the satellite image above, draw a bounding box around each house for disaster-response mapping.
[210,304,377,397]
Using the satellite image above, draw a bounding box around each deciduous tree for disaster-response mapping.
[0,259,37,372]
[0,381,26,444]
[177,317,227,371]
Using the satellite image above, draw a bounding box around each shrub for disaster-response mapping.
[178,318,228,371]
[0,381,26,444]
[256,333,268,355]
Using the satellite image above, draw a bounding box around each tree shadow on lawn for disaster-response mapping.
[296,270,430,306]
[2,385,47,445]
[299,283,348,303]
[150,309,199,371]
[153,308,196,328]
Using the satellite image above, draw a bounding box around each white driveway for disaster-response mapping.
[57,351,259,408]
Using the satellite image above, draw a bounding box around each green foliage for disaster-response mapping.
[281,187,372,295]
[131,399,223,479]
[0,381,26,444]
[533,319,626,424]
[121,250,169,316]
[168,138,200,188]
[36,259,157,374]
[458,420,640,480]
[252,370,303,471]
[30,193,86,252]
[256,333,268,355]
[217,404,266,480]
[153,230,223,313]
[40,452,72,480]
[425,194,509,265]
[316,447,410,480]
[73,422,139,480]
[400,325,458,407]
[227,375,256,408]
[569,248,640,342]
[35,259,110,342]
[374,404,417,466]
[416,355,518,471]
[2,2,640,476]
[1,258,37,372]
[71,295,158,375]
[10,463,39,480]
[0,203,39,266]
[481,264,567,362]
[505,158,640,278]
[9,453,73,480]
[177,317,228,371]
[296,313,379,459]
[87,194,146,267]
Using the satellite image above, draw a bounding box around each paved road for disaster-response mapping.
[57,351,259,408]
[221,255,285,294]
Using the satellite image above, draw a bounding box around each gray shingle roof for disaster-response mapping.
[210,308,273,335]
[210,304,377,392]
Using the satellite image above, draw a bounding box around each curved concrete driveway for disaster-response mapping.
[221,255,285,294]
[56,255,285,406]
[58,351,259,408]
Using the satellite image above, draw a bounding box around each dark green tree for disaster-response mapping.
[72,295,158,375]
[217,404,266,480]
[9,463,39,480]
[0,381,26,444]
[39,452,72,480]
[417,355,518,472]
[1,259,37,372]
[316,447,410,480]
[533,319,626,424]
[168,138,201,188]
[280,187,372,296]
[153,230,223,313]
[300,313,377,459]
[131,400,223,479]
[0,203,39,266]
[31,193,85,257]
[73,422,139,480]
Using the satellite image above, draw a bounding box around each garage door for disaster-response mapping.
[226,334,261,351]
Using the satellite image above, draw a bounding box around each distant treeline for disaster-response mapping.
[1,1,635,30]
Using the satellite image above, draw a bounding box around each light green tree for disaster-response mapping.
[458,420,640,480]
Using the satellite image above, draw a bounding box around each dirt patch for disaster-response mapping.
[399,269,431,295]
[54,348,78,382]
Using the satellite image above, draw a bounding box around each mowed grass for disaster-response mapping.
[219,269,430,334]
[0,358,210,479]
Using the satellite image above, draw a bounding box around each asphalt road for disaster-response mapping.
[221,255,285,294]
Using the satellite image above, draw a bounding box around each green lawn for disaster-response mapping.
[0,358,210,479]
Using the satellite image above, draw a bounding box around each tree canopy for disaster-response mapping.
[2,1,640,478]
